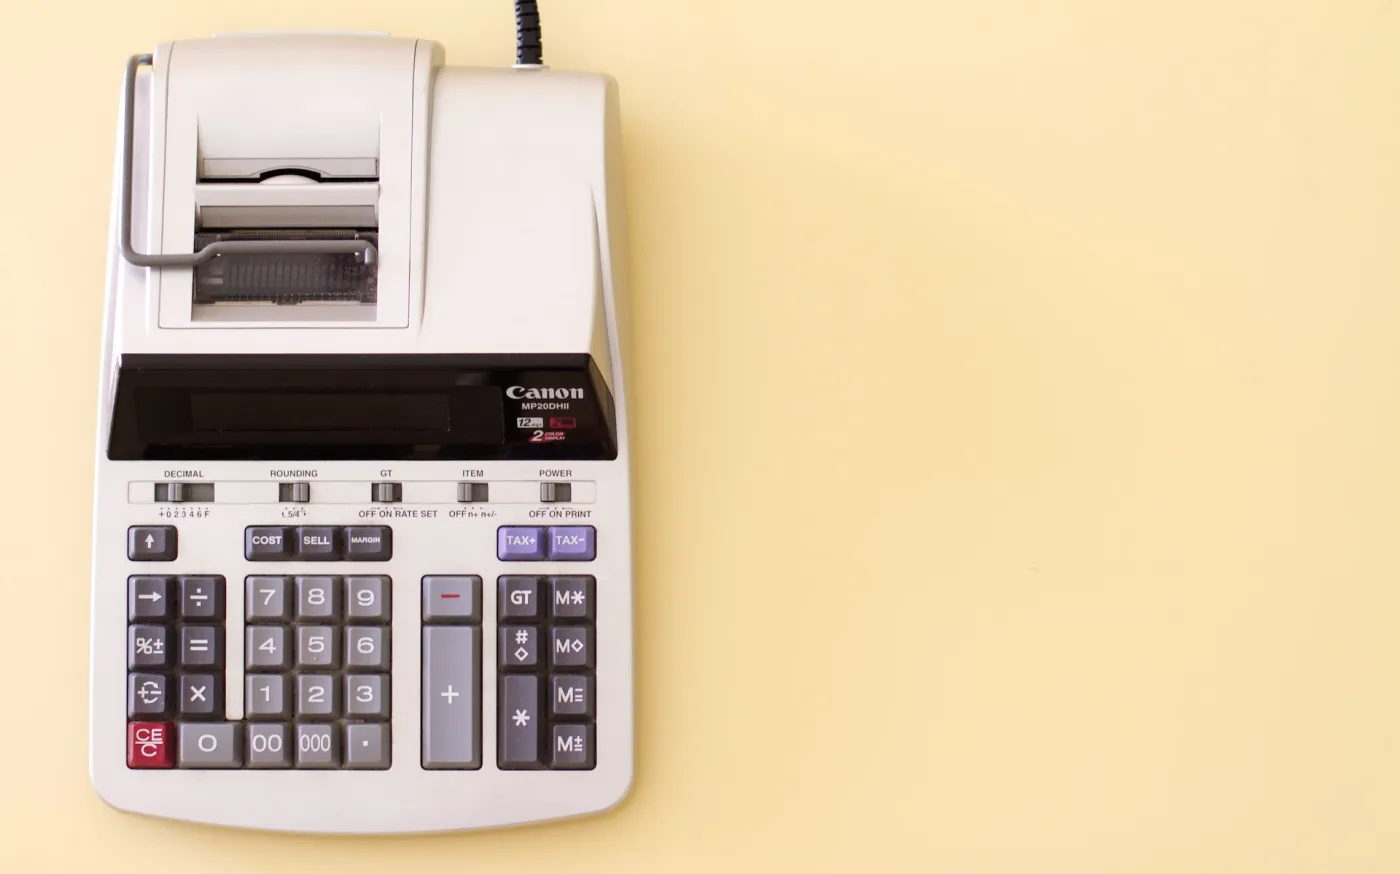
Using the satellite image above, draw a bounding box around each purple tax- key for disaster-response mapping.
[497,526,597,561]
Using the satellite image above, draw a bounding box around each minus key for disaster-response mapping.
[422,576,482,624]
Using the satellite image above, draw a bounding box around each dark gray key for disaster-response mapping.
[245,526,293,560]
[179,674,222,719]
[296,674,338,718]
[180,625,223,669]
[550,674,594,718]
[128,526,177,561]
[245,576,292,623]
[128,672,169,719]
[344,526,392,561]
[421,575,482,623]
[294,723,340,769]
[551,724,595,770]
[549,575,595,621]
[179,576,225,620]
[346,626,390,671]
[128,624,170,670]
[550,626,593,669]
[345,723,391,770]
[296,625,338,669]
[346,575,391,623]
[128,576,174,622]
[246,674,291,719]
[295,575,341,621]
[294,526,340,561]
[498,576,542,620]
[246,626,291,671]
[421,625,481,769]
[245,722,292,769]
[498,674,543,768]
[345,674,390,719]
[500,625,540,670]
[178,722,243,769]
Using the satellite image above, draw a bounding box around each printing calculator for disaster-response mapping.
[87,28,635,833]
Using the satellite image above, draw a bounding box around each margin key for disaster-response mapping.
[421,625,481,769]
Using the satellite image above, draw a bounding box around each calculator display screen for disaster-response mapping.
[189,393,453,433]
[107,353,617,461]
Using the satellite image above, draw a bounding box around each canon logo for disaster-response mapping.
[507,386,584,400]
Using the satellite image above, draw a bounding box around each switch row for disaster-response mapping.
[245,526,392,562]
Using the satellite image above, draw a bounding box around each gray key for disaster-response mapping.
[345,723,391,770]
[421,625,481,769]
[500,625,540,669]
[346,575,391,623]
[128,576,174,622]
[245,576,292,623]
[498,674,542,768]
[180,625,222,669]
[550,674,594,718]
[498,576,542,620]
[296,625,338,669]
[346,626,390,671]
[295,575,341,621]
[421,575,482,623]
[179,674,221,719]
[246,674,291,719]
[128,672,169,719]
[550,626,593,669]
[296,674,338,718]
[295,723,341,769]
[345,674,390,719]
[246,626,291,671]
[548,575,595,621]
[245,722,292,769]
[128,624,170,670]
[179,576,225,620]
[178,722,243,769]
[551,724,595,770]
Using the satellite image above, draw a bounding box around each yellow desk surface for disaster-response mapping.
[3,1,1399,870]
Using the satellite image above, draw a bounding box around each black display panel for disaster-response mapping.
[108,354,617,461]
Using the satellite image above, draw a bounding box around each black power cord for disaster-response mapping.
[515,1,543,66]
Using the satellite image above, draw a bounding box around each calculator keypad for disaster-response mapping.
[496,574,598,770]
[248,574,392,770]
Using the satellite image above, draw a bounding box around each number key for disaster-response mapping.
[245,576,292,623]
[246,626,291,671]
[295,575,341,621]
[346,576,391,623]
[296,626,338,669]
[246,675,290,719]
[294,723,340,769]
[345,627,390,671]
[345,674,390,720]
[296,675,338,718]
[246,723,292,769]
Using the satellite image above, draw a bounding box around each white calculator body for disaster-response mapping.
[87,33,634,833]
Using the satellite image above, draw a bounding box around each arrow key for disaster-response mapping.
[128,526,177,561]
[128,576,174,622]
